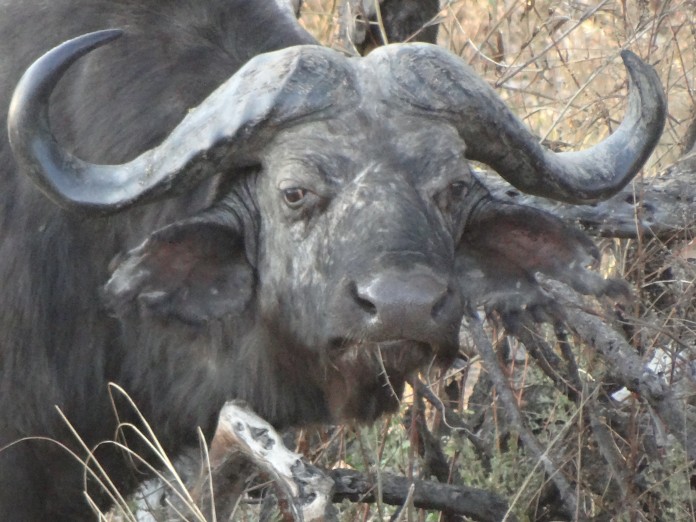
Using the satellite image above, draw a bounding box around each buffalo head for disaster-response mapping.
[8,31,666,424]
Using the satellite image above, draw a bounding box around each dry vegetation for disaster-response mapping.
[287,1,696,521]
[102,2,696,521]
[302,0,695,164]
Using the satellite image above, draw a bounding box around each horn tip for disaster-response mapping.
[70,28,124,50]
[91,28,125,42]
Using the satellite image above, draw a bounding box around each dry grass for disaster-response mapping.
[291,2,696,521]
[102,3,696,520]
[302,0,695,170]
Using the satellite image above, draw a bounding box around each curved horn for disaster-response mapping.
[8,31,358,215]
[373,44,666,204]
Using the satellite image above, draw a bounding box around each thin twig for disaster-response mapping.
[465,315,585,521]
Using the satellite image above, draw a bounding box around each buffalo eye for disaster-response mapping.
[282,187,308,208]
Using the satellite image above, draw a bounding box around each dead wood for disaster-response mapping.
[539,277,696,462]
[329,467,515,522]
[186,400,513,521]
[195,400,336,522]
[476,152,696,240]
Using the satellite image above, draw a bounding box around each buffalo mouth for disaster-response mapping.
[322,337,457,422]
[328,336,457,366]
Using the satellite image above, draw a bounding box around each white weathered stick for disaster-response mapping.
[209,400,335,522]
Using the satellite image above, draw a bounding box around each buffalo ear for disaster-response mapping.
[457,201,626,317]
[104,219,254,325]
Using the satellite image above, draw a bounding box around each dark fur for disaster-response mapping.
[0,1,621,520]
[0,1,317,519]
[363,0,440,50]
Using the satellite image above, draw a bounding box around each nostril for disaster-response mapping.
[350,281,377,315]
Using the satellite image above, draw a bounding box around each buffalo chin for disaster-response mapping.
[322,339,452,422]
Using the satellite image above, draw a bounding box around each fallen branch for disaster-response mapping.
[330,468,514,522]
[199,400,336,521]
[193,401,513,521]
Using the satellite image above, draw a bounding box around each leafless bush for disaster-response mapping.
[289,2,696,520]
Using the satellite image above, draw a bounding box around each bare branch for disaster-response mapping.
[539,277,696,462]
[476,154,696,239]
[199,401,336,522]
[465,315,586,520]
[330,468,514,522]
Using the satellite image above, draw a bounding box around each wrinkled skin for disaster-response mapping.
[255,118,470,418]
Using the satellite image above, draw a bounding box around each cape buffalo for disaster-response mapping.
[0,0,666,519]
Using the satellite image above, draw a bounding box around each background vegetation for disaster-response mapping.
[289,1,696,520]
[104,2,695,520]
